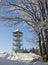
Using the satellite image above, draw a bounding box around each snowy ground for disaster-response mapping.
[0,52,48,65]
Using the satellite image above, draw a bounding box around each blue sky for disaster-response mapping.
[0,0,38,53]
[0,21,38,53]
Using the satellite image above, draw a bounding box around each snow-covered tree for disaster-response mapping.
[0,0,48,61]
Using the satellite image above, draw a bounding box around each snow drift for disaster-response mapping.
[0,52,48,65]
[0,52,41,61]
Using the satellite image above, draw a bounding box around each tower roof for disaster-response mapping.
[14,29,19,32]
[13,29,23,34]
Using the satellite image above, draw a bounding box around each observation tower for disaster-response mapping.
[13,29,23,53]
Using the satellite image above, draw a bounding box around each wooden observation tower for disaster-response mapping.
[13,29,23,53]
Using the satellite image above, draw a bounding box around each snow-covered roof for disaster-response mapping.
[13,29,23,34]
[14,29,19,32]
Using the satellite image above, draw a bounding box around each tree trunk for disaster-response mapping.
[38,32,43,56]
[41,29,47,61]
[44,29,48,61]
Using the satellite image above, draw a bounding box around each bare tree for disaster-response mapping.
[0,0,48,61]
[0,0,48,30]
